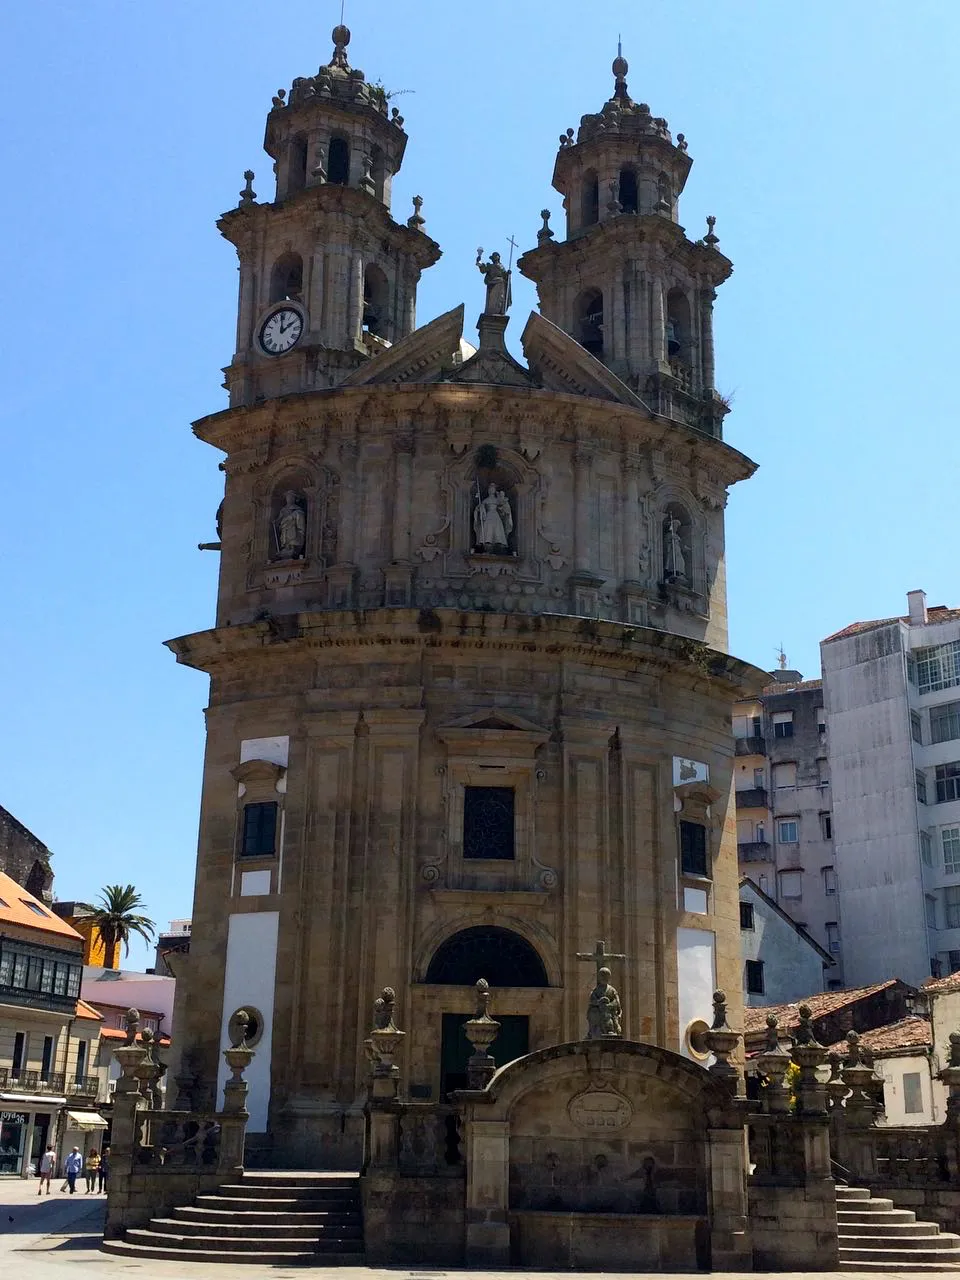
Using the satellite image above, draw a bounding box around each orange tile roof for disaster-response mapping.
[0,871,83,941]
[824,607,960,644]
[743,980,901,1036]
[75,999,103,1021]
[98,1027,170,1046]
[922,969,960,993]
[824,1016,932,1056]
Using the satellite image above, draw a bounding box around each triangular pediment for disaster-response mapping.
[339,304,466,387]
[447,339,539,389]
[440,709,549,734]
[520,311,650,411]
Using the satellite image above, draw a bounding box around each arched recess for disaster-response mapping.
[328,134,350,185]
[269,252,304,304]
[618,166,639,214]
[580,170,599,228]
[252,457,340,570]
[287,134,308,195]
[666,288,691,367]
[654,486,706,596]
[424,926,549,987]
[362,263,390,338]
[574,288,604,357]
[415,914,561,987]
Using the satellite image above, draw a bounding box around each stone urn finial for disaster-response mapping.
[463,979,501,1089]
[791,1004,827,1115]
[841,1030,878,1126]
[940,1029,960,1123]
[755,1014,793,1114]
[123,1007,141,1045]
[703,989,741,1091]
[368,987,405,1097]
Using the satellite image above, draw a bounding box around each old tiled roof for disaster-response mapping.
[824,607,960,644]
[0,870,82,941]
[824,1016,932,1056]
[922,969,960,993]
[75,999,103,1021]
[760,678,823,695]
[99,1027,171,1046]
[743,980,901,1036]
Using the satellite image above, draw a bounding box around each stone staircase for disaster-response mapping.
[837,1184,960,1271]
[102,1171,364,1265]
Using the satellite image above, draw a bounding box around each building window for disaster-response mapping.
[758,873,769,895]
[778,818,799,844]
[40,1035,54,1082]
[772,711,794,739]
[241,802,278,857]
[903,1071,924,1115]
[823,866,837,894]
[463,787,515,860]
[679,821,708,877]
[937,763,960,804]
[772,762,797,790]
[67,966,81,998]
[917,770,928,804]
[945,885,960,929]
[950,949,960,973]
[745,960,765,994]
[931,701,960,745]
[944,827,960,875]
[817,758,829,788]
[53,963,68,996]
[75,1040,87,1083]
[817,708,827,735]
[820,812,833,840]
[911,711,924,744]
[739,901,755,930]
[921,830,934,866]
[827,979,843,990]
[779,869,802,899]
[926,895,937,929]
[12,1032,25,1078]
[916,640,960,695]
[826,922,841,954]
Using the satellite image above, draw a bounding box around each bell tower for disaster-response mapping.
[519,48,730,437]
[219,24,441,407]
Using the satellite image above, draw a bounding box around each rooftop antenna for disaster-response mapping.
[340,0,346,22]
[776,644,788,670]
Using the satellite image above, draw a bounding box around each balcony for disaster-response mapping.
[66,1075,102,1101]
[735,787,769,809]
[0,1068,66,1095]
[738,840,773,863]
[735,735,766,757]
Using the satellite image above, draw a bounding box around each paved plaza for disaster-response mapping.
[0,1179,950,1280]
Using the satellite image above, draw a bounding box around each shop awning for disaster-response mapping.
[65,1111,107,1129]
[0,1094,66,1106]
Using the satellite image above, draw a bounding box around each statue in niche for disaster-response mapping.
[273,490,307,559]
[475,248,512,315]
[586,967,622,1039]
[663,514,687,584]
[473,482,514,554]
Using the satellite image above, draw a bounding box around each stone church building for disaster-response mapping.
[168,25,764,1178]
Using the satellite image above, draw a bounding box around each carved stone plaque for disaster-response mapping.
[568,1087,633,1132]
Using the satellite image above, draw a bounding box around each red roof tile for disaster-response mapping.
[75,999,103,1021]
[824,1016,931,1056]
[824,607,960,644]
[743,980,901,1036]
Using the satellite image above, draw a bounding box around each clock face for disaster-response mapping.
[259,307,303,356]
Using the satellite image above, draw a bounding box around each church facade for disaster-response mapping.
[167,26,765,1170]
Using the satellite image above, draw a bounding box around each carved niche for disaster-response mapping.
[248,459,339,590]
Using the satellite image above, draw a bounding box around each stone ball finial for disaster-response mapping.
[613,53,628,80]
[332,23,350,47]
[765,1013,778,1028]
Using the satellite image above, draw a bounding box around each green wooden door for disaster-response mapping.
[440,1013,529,1099]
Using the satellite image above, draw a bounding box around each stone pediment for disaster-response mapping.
[442,710,548,734]
[446,313,539,389]
[437,709,550,758]
[339,304,466,387]
[520,311,650,411]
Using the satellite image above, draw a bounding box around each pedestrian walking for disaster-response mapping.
[37,1145,55,1195]
[98,1146,109,1193]
[84,1148,100,1193]
[63,1146,83,1193]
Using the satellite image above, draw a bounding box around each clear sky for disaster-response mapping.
[2,1,957,967]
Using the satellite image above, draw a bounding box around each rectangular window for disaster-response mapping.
[758,874,769,895]
[779,869,803,899]
[739,901,755,930]
[823,866,837,895]
[12,953,27,989]
[463,786,515,860]
[26,957,43,992]
[745,959,765,994]
[817,708,827,735]
[936,763,960,804]
[903,1071,924,1115]
[820,812,833,840]
[679,821,708,877]
[945,885,960,929]
[0,953,12,987]
[916,640,960,695]
[66,966,81,998]
[911,711,924,744]
[12,1032,25,1077]
[772,762,797,789]
[826,922,841,954]
[950,949,960,973]
[926,895,937,929]
[817,757,829,787]
[921,830,934,866]
[917,770,928,804]
[944,827,960,875]
[40,1035,54,1081]
[753,767,765,788]
[75,1040,87,1083]
[772,712,794,739]
[241,801,278,857]
[778,818,799,844]
[39,959,54,994]
[53,963,68,996]
[931,701,960,745]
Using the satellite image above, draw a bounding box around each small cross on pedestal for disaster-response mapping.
[576,940,626,984]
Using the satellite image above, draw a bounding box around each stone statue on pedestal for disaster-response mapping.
[476,249,512,315]
[473,483,513,553]
[274,491,307,559]
[664,514,686,582]
[587,966,623,1038]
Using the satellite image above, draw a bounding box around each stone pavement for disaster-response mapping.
[0,1180,952,1280]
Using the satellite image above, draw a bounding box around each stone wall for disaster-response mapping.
[362,1171,464,1266]
[747,1180,839,1271]
[105,1169,229,1239]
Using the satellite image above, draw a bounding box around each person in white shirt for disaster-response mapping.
[37,1145,55,1195]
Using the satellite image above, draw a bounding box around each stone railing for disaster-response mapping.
[133,1111,224,1170]
[397,1103,462,1174]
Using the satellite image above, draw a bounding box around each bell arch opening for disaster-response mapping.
[269,252,303,303]
[574,288,604,357]
[425,926,549,987]
[618,166,638,214]
[580,170,599,228]
[362,264,389,338]
[328,134,350,185]
[287,134,308,195]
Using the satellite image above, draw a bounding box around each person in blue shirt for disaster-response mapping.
[63,1147,83,1194]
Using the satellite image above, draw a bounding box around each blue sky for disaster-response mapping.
[2,1,957,966]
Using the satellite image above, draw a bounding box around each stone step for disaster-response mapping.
[840,1264,960,1274]
[837,1219,944,1237]
[102,1240,363,1266]
[836,1197,899,1213]
[195,1194,357,1213]
[171,1205,360,1228]
[148,1217,363,1241]
[124,1228,364,1255]
[217,1182,359,1200]
[241,1171,359,1185]
[836,1186,873,1201]
[838,1209,921,1225]
[839,1242,960,1265]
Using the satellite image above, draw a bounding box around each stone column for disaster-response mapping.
[464,1118,510,1267]
[620,457,642,581]
[573,446,593,574]
[707,1125,751,1271]
[700,288,716,391]
[236,253,256,358]
[309,248,325,339]
[391,432,413,563]
[651,279,666,364]
[349,249,364,345]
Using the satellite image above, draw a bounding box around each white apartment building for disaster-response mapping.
[822,590,960,988]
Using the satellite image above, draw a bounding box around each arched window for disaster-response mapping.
[328,135,350,185]
[362,264,389,338]
[574,288,604,357]
[581,170,599,228]
[618,167,638,215]
[663,502,691,586]
[666,288,691,365]
[287,134,308,195]
[269,252,303,303]
[425,927,549,987]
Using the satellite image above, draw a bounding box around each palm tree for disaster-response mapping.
[89,885,157,970]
